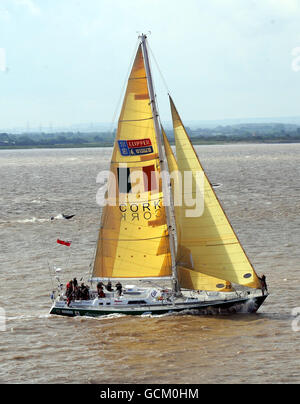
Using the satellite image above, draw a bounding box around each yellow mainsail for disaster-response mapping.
[92,45,172,279]
[92,36,261,290]
[162,128,233,292]
[169,96,261,289]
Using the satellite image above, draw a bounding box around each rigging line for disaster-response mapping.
[47,257,55,291]
[48,221,74,290]
[148,42,170,95]
[47,222,56,289]
[64,238,73,271]
[74,225,98,276]
[89,244,97,281]
[108,38,140,137]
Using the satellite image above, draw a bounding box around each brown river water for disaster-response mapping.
[0,144,299,384]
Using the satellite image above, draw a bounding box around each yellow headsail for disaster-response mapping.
[162,128,233,292]
[92,45,172,279]
[170,96,261,289]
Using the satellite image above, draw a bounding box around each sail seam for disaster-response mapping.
[103,195,163,203]
[205,242,239,247]
[100,235,169,242]
[111,157,159,164]
[119,117,153,122]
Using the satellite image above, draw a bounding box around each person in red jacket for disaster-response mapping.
[66,280,73,306]
[98,285,106,298]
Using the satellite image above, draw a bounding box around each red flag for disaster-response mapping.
[57,239,71,247]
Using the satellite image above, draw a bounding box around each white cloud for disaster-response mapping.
[0,48,6,72]
[0,8,11,21]
[14,0,41,16]
[266,0,300,15]
[291,47,300,72]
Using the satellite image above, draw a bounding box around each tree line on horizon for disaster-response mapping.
[1,123,300,147]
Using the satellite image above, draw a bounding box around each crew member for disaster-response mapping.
[116,282,122,296]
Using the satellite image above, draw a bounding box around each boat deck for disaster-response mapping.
[50,289,268,317]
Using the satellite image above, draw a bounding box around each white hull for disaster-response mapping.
[49,286,268,317]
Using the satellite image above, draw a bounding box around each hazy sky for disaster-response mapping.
[1,0,300,130]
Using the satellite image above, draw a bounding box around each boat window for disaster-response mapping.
[128,300,147,305]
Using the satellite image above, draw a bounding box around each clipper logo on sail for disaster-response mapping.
[118,138,153,156]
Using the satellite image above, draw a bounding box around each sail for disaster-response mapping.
[162,128,233,292]
[170,96,261,289]
[92,45,172,279]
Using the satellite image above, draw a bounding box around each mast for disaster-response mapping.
[139,34,180,295]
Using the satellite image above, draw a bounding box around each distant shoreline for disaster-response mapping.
[1,139,300,150]
[2,122,300,149]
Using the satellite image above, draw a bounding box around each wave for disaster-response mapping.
[51,214,64,220]
[7,313,51,322]
[17,214,73,223]
[0,213,76,225]
[16,217,50,224]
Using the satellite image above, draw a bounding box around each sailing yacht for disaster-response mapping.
[49,34,268,317]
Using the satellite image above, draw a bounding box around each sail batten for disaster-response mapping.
[169,96,261,289]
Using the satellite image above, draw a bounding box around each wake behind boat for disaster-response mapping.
[49,34,268,318]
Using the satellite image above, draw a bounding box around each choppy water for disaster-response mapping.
[0,144,300,384]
